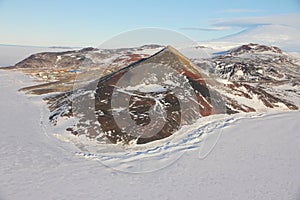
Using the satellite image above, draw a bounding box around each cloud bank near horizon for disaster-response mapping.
[182,13,300,32]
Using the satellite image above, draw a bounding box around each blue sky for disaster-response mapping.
[0,0,299,47]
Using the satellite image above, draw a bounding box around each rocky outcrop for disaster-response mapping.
[207,43,299,112]
[212,43,300,83]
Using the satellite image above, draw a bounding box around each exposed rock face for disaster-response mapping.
[221,81,298,112]
[93,46,218,144]
[46,46,222,144]
[212,43,300,83]
[205,43,299,112]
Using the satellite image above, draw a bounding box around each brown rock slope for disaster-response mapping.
[93,46,223,144]
[46,46,226,144]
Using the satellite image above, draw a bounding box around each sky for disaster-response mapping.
[0,0,299,47]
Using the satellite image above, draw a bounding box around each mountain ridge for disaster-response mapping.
[6,43,299,145]
[207,24,300,52]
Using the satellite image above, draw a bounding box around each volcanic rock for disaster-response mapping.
[93,46,220,144]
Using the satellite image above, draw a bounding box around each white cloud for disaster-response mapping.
[180,14,300,33]
[180,26,232,31]
[212,13,300,28]
[220,9,263,13]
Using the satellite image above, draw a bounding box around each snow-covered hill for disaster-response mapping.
[202,24,300,52]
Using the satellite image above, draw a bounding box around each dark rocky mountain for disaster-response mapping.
[46,46,225,144]
[8,43,300,145]
[93,46,225,144]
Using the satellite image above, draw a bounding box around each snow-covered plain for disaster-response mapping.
[1,68,299,199]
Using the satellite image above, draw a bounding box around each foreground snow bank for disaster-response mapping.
[0,70,299,200]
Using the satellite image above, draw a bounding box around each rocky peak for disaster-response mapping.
[93,45,219,144]
[227,43,283,55]
[46,45,223,145]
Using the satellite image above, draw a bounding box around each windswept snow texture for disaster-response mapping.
[0,70,299,200]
